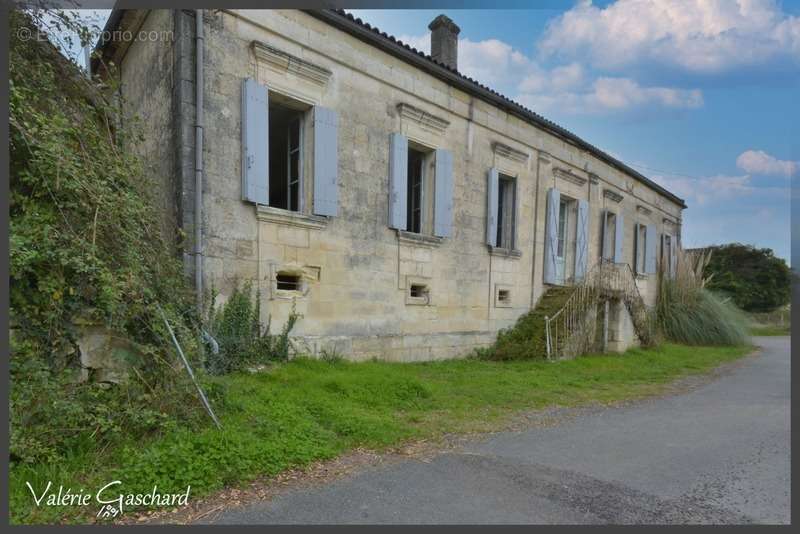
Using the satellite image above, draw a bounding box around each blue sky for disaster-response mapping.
[72,2,797,262]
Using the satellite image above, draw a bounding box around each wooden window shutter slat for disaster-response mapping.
[575,199,589,281]
[433,149,454,237]
[312,106,339,216]
[543,187,560,284]
[388,133,408,229]
[486,168,499,246]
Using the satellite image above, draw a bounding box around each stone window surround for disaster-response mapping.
[488,245,522,259]
[256,204,328,230]
[397,229,444,248]
[405,275,432,306]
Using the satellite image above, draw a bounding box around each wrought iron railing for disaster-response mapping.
[545,262,651,360]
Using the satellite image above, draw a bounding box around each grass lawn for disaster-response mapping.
[10,343,752,524]
[748,325,790,336]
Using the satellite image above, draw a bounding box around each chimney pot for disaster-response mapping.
[428,14,460,70]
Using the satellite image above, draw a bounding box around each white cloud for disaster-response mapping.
[736,149,798,177]
[538,0,800,74]
[517,76,703,115]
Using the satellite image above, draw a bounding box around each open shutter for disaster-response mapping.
[645,224,657,274]
[312,106,338,216]
[486,168,499,246]
[388,133,408,230]
[241,78,268,204]
[543,187,560,284]
[633,223,640,274]
[614,212,624,263]
[575,199,589,281]
[433,149,454,237]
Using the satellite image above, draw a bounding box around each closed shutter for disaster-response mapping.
[241,78,268,204]
[543,187,560,284]
[601,210,609,261]
[575,199,589,281]
[486,168,499,246]
[633,223,641,274]
[645,224,657,274]
[388,133,408,230]
[312,106,339,216]
[614,212,625,263]
[433,149,454,237]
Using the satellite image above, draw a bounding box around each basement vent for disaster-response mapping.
[498,289,510,303]
[409,284,429,299]
[276,273,302,291]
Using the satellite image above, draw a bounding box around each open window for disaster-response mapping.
[601,211,617,262]
[406,146,430,233]
[496,174,517,249]
[268,100,305,211]
[635,223,647,275]
[242,79,339,216]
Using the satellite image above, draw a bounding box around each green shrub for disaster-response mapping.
[655,248,749,346]
[206,282,301,374]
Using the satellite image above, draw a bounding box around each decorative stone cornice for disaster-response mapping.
[636,204,652,215]
[538,151,551,164]
[603,188,624,203]
[492,142,529,164]
[554,167,587,186]
[252,41,332,87]
[397,103,450,134]
[663,217,677,227]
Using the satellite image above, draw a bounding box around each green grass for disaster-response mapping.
[10,343,751,524]
[749,324,790,336]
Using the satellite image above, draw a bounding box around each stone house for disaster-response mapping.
[94,9,685,361]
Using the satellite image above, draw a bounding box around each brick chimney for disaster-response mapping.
[429,14,460,70]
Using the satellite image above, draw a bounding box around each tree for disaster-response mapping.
[702,243,790,312]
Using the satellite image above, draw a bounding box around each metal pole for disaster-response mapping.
[158,307,221,429]
[194,10,205,315]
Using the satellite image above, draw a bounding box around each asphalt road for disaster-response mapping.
[210,337,790,525]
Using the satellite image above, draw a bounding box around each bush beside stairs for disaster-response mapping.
[490,286,575,360]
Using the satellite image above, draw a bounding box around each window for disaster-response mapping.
[407,282,431,305]
[407,147,426,233]
[635,224,647,275]
[556,199,568,259]
[410,284,429,298]
[268,102,305,211]
[496,174,516,249]
[276,272,302,291]
[602,211,617,262]
[662,234,673,275]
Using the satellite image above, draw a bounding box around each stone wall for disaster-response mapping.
[117,9,684,361]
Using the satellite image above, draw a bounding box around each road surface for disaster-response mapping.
[209,337,790,525]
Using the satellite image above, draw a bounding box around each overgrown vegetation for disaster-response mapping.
[10,11,203,471]
[654,249,749,346]
[205,282,300,374]
[482,286,574,360]
[702,243,791,312]
[10,343,751,524]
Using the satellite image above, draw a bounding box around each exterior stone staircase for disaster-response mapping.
[545,262,654,360]
[492,285,575,360]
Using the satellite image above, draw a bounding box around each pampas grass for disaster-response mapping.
[654,247,749,346]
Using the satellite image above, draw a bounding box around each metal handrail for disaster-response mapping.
[544,261,649,360]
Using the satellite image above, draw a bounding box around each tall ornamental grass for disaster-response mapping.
[654,248,749,346]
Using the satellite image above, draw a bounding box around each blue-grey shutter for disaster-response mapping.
[241,78,268,204]
[388,133,408,229]
[543,187,560,284]
[485,168,499,246]
[614,212,624,263]
[575,199,589,281]
[312,106,338,216]
[645,224,657,274]
[433,149,454,237]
